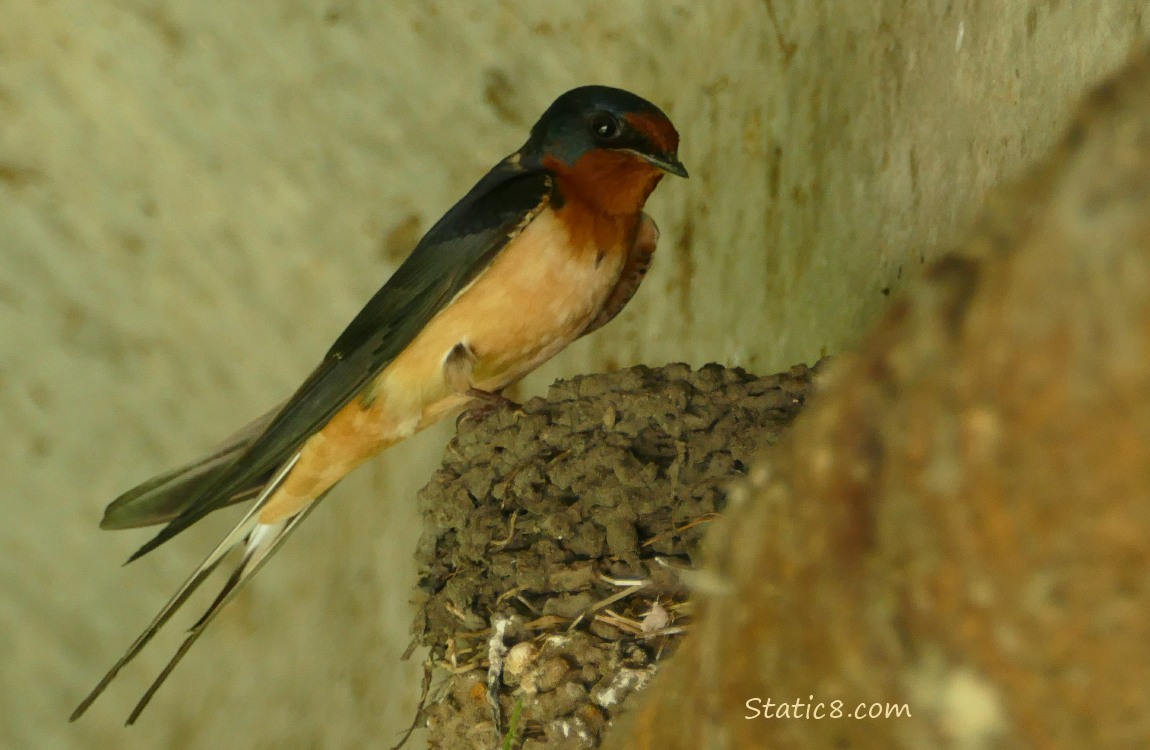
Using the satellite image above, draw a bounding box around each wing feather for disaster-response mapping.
[123,160,552,560]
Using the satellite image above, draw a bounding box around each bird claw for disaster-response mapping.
[457,389,522,427]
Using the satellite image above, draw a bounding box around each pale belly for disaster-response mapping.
[259,207,629,520]
[379,206,629,431]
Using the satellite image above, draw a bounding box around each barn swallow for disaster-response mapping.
[71,85,686,724]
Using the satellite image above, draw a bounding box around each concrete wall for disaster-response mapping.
[1,2,1145,748]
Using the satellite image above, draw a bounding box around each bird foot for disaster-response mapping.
[457,388,522,426]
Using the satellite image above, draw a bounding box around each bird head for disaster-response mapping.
[522,86,687,214]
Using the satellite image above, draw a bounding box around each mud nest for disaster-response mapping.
[409,361,822,749]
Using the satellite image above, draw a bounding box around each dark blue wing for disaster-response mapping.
[124,157,552,559]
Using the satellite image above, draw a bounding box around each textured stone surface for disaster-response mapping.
[605,44,1150,750]
[2,1,1147,748]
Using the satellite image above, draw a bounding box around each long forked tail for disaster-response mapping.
[70,453,326,724]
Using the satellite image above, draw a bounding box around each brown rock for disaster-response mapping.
[604,46,1150,750]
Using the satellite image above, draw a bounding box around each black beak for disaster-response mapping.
[629,150,689,178]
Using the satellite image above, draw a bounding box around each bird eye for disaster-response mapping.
[589,112,623,143]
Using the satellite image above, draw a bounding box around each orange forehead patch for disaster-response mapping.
[624,111,680,153]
